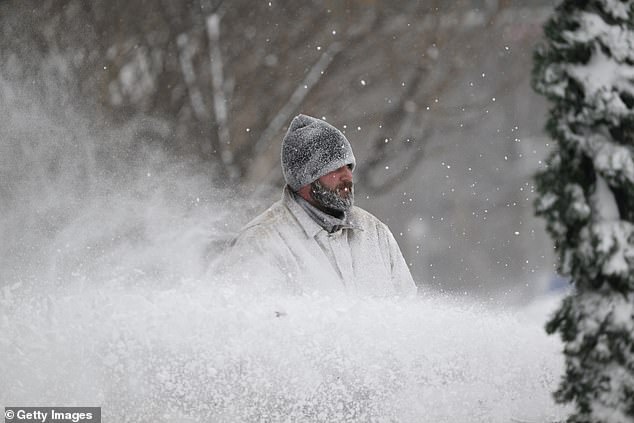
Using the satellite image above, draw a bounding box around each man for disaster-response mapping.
[222,114,416,296]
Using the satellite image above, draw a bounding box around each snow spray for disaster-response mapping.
[0,84,567,422]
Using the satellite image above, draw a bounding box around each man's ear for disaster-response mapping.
[297,184,313,202]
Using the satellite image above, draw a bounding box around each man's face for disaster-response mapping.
[309,165,354,213]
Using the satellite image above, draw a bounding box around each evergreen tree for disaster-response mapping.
[532,0,634,421]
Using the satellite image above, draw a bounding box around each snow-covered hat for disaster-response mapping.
[281,114,355,191]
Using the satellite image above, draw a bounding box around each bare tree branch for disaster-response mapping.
[357,2,526,195]
[177,33,209,122]
[364,127,432,196]
[206,13,238,180]
[253,41,344,156]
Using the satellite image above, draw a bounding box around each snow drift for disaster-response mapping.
[1,282,566,422]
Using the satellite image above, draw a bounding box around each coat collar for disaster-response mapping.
[282,185,362,238]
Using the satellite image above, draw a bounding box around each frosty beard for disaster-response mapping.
[310,179,354,214]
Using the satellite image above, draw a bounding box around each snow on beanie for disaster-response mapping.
[281,114,356,191]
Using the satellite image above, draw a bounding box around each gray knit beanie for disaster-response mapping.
[281,114,356,191]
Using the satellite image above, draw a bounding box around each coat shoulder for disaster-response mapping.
[238,200,290,238]
[349,206,390,233]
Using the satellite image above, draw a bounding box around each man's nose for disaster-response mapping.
[340,165,353,182]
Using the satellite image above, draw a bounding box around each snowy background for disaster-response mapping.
[0,0,561,299]
[0,1,571,421]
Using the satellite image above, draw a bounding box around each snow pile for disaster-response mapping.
[0,281,567,422]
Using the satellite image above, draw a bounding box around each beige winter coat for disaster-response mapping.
[220,187,417,297]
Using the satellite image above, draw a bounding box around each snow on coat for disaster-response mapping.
[218,186,417,297]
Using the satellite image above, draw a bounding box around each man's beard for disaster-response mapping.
[310,179,354,213]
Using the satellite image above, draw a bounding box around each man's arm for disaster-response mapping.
[384,227,418,296]
[214,226,294,293]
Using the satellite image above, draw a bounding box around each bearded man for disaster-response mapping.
[222,114,417,296]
